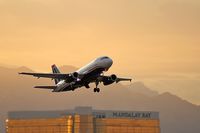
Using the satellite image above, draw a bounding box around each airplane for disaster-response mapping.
[19,56,132,93]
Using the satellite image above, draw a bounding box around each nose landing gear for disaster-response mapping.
[94,81,100,93]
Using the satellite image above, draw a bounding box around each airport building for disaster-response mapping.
[6,106,160,133]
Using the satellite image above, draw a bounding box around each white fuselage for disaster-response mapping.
[56,56,113,91]
[76,56,113,74]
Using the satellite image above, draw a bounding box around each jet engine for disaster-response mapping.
[66,72,79,82]
[71,72,79,79]
[103,74,117,85]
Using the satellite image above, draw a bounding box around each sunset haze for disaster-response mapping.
[0,0,200,104]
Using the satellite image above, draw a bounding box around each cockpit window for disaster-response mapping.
[100,56,109,60]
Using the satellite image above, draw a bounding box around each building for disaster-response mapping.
[6,106,160,133]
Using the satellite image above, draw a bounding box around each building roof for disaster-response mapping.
[8,106,159,120]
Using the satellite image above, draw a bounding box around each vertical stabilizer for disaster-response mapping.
[51,64,61,84]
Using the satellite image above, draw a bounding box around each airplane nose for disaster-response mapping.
[108,58,113,67]
[110,58,113,65]
[104,58,113,71]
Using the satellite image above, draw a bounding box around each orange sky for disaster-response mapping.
[0,0,200,104]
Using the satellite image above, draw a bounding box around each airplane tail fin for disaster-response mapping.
[51,64,61,84]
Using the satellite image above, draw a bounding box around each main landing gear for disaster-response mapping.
[94,88,100,93]
[94,81,100,93]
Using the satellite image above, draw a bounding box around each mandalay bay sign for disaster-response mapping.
[93,111,159,119]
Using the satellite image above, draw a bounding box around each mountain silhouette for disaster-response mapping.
[0,66,199,133]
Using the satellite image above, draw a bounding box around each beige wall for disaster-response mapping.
[6,114,160,133]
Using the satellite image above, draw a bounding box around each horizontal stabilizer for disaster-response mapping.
[34,86,57,89]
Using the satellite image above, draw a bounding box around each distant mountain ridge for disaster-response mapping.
[0,66,199,133]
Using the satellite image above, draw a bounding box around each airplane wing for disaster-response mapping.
[98,75,132,83]
[19,72,69,79]
[34,86,57,89]
[116,77,132,83]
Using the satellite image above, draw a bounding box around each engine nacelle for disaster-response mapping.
[110,74,117,81]
[71,72,79,79]
[65,72,79,83]
[103,74,117,85]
